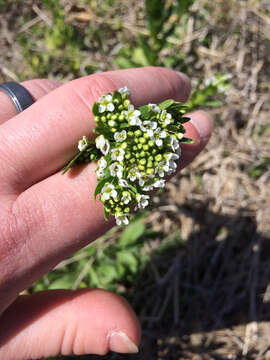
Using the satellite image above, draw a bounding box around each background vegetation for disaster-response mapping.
[0,0,269,359]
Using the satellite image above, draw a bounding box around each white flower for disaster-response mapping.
[159,110,172,125]
[153,179,166,188]
[121,191,132,204]
[109,162,123,178]
[136,194,150,209]
[98,94,115,113]
[151,128,167,147]
[155,161,170,177]
[95,157,107,179]
[165,152,180,173]
[97,157,107,169]
[78,136,89,151]
[139,175,154,191]
[177,132,184,140]
[149,103,161,113]
[119,179,129,187]
[96,168,105,179]
[140,121,158,137]
[101,183,117,200]
[114,130,127,142]
[96,135,110,155]
[127,168,141,182]
[115,213,129,226]
[111,147,125,162]
[125,105,141,126]
[169,136,180,152]
[118,86,131,96]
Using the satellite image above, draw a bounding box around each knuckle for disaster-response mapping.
[69,74,117,114]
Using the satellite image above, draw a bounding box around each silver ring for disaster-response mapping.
[0,81,35,113]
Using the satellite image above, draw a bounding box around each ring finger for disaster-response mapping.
[0,79,61,125]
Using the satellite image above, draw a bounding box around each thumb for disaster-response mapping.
[0,289,140,359]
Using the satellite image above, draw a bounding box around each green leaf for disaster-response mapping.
[180,116,191,123]
[48,275,75,290]
[113,90,122,103]
[181,137,194,144]
[118,218,146,248]
[92,102,99,116]
[159,99,175,110]
[116,250,138,274]
[139,105,151,119]
[104,208,110,221]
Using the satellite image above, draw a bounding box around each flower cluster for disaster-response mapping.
[63,86,193,226]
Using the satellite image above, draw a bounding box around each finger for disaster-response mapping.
[0,79,61,125]
[0,67,191,194]
[3,111,212,304]
[0,289,140,359]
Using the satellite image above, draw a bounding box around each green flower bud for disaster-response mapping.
[111,127,117,133]
[146,168,154,175]
[133,145,138,151]
[139,137,146,144]
[119,114,125,121]
[148,140,154,147]
[136,153,140,159]
[128,131,133,137]
[143,133,149,139]
[135,129,142,137]
[140,151,146,158]
[138,164,145,171]
[125,153,131,159]
[94,116,99,122]
[124,207,130,213]
[121,142,128,149]
[123,99,130,108]
[113,98,119,104]
[108,120,116,127]
[155,154,162,162]
[118,104,123,111]
[130,158,136,164]
[134,138,139,144]
[140,158,147,165]
[143,144,149,151]
[147,160,153,168]
[137,143,143,150]
[149,156,154,161]
[152,149,157,155]
[101,116,106,122]
[112,114,117,121]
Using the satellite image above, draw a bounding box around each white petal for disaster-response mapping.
[107,103,115,112]
[98,104,106,113]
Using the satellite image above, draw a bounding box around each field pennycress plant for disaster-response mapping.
[63,87,193,225]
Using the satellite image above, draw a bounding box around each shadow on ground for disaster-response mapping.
[65,201,270,359]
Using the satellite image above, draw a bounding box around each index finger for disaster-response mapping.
[0,67,190,194]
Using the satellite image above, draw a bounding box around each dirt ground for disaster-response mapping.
[0,0,270,359]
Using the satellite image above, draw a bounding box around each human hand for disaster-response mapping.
[0,67,212,359]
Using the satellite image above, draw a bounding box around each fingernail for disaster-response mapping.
[176,72,191,101]
[108,331,139,354]
[190,111,213,143]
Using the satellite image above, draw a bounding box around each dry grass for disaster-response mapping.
[0,0,270,359]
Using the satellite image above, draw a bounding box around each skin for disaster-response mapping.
[0,67,213,359]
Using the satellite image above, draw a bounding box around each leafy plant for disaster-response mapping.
[115,0,195,68]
